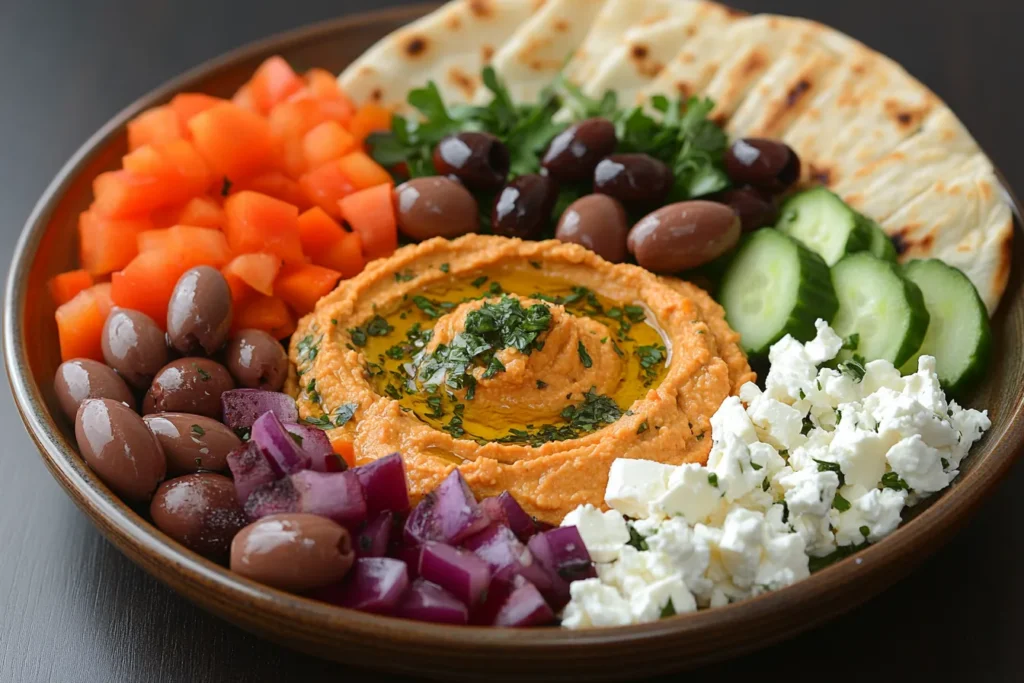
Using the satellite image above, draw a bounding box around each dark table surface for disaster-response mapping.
[2,1,1023,681]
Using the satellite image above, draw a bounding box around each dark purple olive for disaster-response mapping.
[223,329,289,391]
[231,513,356,592]
[101,308,169,390]
[150,473,248,560]
[432,132,510,191]
[724,138,801,193]
[143,413,241,474]
[166,266,233,356]
[491,174,558,240]
[75,398,166,503]
[142,358,235,419]
[54,359,135,422]
[555,194,629,263]
[713,186,778,233]
[627,200,741,273]
[594,154,673,205]
[394,177,479,241]
[541,118,617,182]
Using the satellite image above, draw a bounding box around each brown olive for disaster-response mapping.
[143,413,241,474]
[101,308,168,390]
[166,266,233,356]
[54,359,136,423]
[627,200,741,273]
[150,473,247,560]
[555,194,630,263]
[75,398,166,503]
[713,186,778,233]
[594,154,674,205]
[724,138,801,193]
[394,177,479,241]
[432,132,510,191]
[223,329,289,390]
[142,358,235,419]
[491,174,558,240]
[541,118,617,182]
[230,513,356,592]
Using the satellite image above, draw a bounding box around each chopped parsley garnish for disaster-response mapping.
[349,327,368,347]
[333,403,358,427]
[660,599,676,619]
[881,471,910,491]
[842,333,861,352]
[637,421,649,435]
[303,415,333,429]
[439,263,450,273]
[529,260,542,270]
[192,363,211,381]
[813,458,846,487]
[385,344,406,360]
[289,431,304,447]
[366,315,393,337]
[636,344,666,385]
[497,388,622,446]
[708,472,719,487]
[577,341,593,368]
[190,424,205,438]
[860,525,871,538]
[626,523,649,552]
[832,492,851,512]
[488,280,503,296]
[471,275,489,288]
[749,461,763,471]
[412,295,443,319]
[305,378,320,403]
[394,269,416,282]
[425,395,444,419]
[838,356,867,382]
[536,380,548,389]
[234,426,251,441]
[442,403,466,438]
[384,384,403,400]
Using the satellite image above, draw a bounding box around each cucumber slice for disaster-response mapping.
[719,229,839,356]
[777,187,871,266]
[861,216,898,262]
[831,252,930,367]
[900,259,992,393]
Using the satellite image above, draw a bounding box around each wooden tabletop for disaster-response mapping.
[2,1,1022,681]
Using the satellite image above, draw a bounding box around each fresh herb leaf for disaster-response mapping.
[708,472,719,487]
[190,424,205,438]
[394,269,416,282]
[471,275,489,288]
[813,458,846,487]
[832,492,851,512]
[366,315,393,337]
[333,403,358,427]
[289,431,304,447]
[577,341,593,368]
[860,525,871,538]
[303,415,333,429]
[536,380,548,389]
[881,471,910,491]
[637,421,649,435]
[439,263,450,273]
[626,523,649,552]
[660,599,676,619]
[838,357,867,382]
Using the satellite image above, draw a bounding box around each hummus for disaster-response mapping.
[288,235,754,524]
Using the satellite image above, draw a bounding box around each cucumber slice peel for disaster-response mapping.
[777,187,871,266]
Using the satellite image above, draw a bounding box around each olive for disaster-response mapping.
[230,513,356,592]
[627,200,741,273]
[432,132,510,191]
[541,118,617,182]
[166,266,233,356]
[713,186,778,233]
[394,177,479,241]
[724,138,801,193]
[491,174,558,240]
[143,413,241,475]
[150,473,247,560]
[75,398,166,503]
[101,308,169,390]
[142,358,235,419]
[554,194,630,263]
[593,154,673,205]
[223,329,289,390]
[54,359,135,422]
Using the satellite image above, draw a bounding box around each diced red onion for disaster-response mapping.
[419,541,492,608]
[462,523,550,589]
[396,579,469,625]
[356,511,393,558]
[221,389,298,429]
[480,492,537,542]
[251,411,311,476]
[393,544,422,580]
[493,579,554,627]
[404,469,487,545]
[290,470,367,528]
[526,526,596,609]
[469,575,516,625]
[283,424,341,472]
[354,453,409,514]
[336,557,409,614]
[226,441,279,506]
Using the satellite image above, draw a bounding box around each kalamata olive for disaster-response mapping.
[394,177,479,241]
[432,132,510,191]
[724,138,801,193]
[150,473,247,560]
[555,194,630,263]
[143,413,241,474]
[713,186,778,233]
[541,118,617,182]
[101,308,169,390]
[231,513,356,592]
[594,154,673,205]
[491,174,558,240]
[75,398,166,502]
[166,266,233,356]
[142,358,235,419]
[627,200,741,273]
[54,359,135,422]
[223,329,289,390]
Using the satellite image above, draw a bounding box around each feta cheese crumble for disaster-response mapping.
[561,320,991,628]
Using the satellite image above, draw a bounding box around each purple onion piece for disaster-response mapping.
[243,477,299,521]
[337,557,409,614]
[493,579,554,627]
[221,389,298,430]
[404,469,486,545]
[469,575,516,625]
[396,579,469,625]
[354,453,409,514]
[394,544,422,580]
[480,491,537,542]
[356,511,393,558]
[227,441,279,506]
[283,424,338,472]
[462,523,550,589]
[290,470,367,528]
[251,411,311,476]
[418,541,492,608]
[526,526,596,609]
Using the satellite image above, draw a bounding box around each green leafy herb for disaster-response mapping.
[333,402,358,427]
[750,461,763,471]
[626,523,649,552]
[577,341,593,368]
[497,388,622,446]
[439,262,450,273]
[860,525,871,538]
[234,426,251,441]
[536,380,548,389]
[412,295,443,319]
[425,395,445,419]
[637,421,649,435]
[303,415,333,429]
[529,260,542,270]
[349,327,368,347]
[881,471,910,491]
[471,275,489,288]
[636,344,666,385]
[814,458,846,487]
[442,403,466,438]
[191,363,211,381]
[708,472,719,487]
[190,424,205,438]
[394,269,416,282]
[366,315,393,337]
[220,176,232,197]
[385,344,406,360]
[838,357,867,382]
[832,492,851,512]
[289,431,304,447]
[660,599,676,619]
[842,333,861,351]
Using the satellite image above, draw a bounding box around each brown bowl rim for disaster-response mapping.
[5,1,1024,656]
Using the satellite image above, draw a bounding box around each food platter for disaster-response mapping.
[5,3,1024,680]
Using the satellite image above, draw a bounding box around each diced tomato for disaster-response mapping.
[339,184,397,262]
[303,121,357,169]
[297,207,344,254]
[48,269,94,306]
[273,263,342,315]
[250,56,305,114]
[233,295,295,339]
[90,283,114,319]
[269,98,330,178]
[232,84,259,113]
[169,93,224,128]
[92,170,177,218]
[55,286,110,361]
[329,435,357,468]
[233,171,310,210]
[188,102,276,181]
[78,210,152,275]
[223,191,304,263]
[223,253,281,296]
[305,69,356,124]
[320,230,365,278]
[123,139,215,199]
[110,250,188,327]
[298,161,356,218]
[176,196,226,229]
[337,151,393,191]
[136,226,233,268]
[348,103,392,143]
[222,269,253,307]
[127,106,184,151]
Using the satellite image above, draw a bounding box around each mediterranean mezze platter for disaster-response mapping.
[12,0,1018,665]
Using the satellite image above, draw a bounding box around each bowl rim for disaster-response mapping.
[5,1,1024,653]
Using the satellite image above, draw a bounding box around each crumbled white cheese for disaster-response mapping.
[605,459,675,519]
[650,463,721,524]
[561,504,630,564]
[561,579,633,628]
[779,468,839,518]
